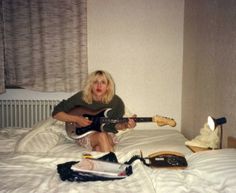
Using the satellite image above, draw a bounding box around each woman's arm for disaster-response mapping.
[53,111,92,127]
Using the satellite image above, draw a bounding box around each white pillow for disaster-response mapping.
[15,117,68,153]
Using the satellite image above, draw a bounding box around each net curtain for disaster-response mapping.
[0,0,88,93]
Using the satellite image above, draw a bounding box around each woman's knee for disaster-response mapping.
[90,132,110,146]
[97,132,111,143]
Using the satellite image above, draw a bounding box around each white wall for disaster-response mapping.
[182,0,236,146]
[0,0,184,131]
[88,0,184,130]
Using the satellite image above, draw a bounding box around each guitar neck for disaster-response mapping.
[101,117,153,124]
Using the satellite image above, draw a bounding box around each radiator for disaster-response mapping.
[0,100,60,128]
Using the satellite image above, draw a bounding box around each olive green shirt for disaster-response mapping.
[52,91,125,133]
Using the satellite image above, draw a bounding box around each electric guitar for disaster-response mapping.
[65,107,176,139]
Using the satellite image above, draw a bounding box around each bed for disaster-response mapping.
[0,117,236,193]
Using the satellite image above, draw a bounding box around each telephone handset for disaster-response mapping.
[147,151,188,169]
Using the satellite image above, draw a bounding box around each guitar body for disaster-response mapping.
[65,107,111,139]
[65,107,176,139]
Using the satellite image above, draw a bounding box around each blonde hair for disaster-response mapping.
[82,70,115,104]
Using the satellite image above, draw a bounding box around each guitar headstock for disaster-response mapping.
[153,115,176,127]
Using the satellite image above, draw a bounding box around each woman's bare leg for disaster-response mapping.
[89,132,114,152]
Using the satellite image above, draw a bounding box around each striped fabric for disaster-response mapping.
[15,117,69,153]
[0,0,88,93]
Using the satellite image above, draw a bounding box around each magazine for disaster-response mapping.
[71,158,130,179]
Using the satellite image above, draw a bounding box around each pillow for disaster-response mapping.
[15,117,69,153]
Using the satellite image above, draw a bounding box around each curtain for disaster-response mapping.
[0,1,5,92]
[0,0,87,93]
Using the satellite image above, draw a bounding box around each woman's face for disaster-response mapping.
[91,75,108,101]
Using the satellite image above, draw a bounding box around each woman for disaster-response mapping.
[52,70,136,152]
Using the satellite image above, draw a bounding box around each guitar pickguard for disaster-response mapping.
[65,108,111,139]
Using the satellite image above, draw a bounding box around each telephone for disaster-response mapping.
[147,151,188,169]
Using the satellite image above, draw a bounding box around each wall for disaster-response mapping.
[182,0,236,147]
[0,0,185,131]
[88,0,184,129]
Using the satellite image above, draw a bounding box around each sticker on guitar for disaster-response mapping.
[65,107,176,139]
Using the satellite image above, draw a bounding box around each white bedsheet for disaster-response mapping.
[0,149,235,193]
[1,124,236,193]
[47,129,192,157]
[116,129,192,156]
[0,127,30,152]
[0,151,157,193]
[148,149,236,193]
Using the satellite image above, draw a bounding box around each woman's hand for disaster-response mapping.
[127,114,137,128]
[53,111,92,127]
[115,114,137,130]
[74,115,92,127]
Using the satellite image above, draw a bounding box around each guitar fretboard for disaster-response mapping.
[100,117,153,124]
